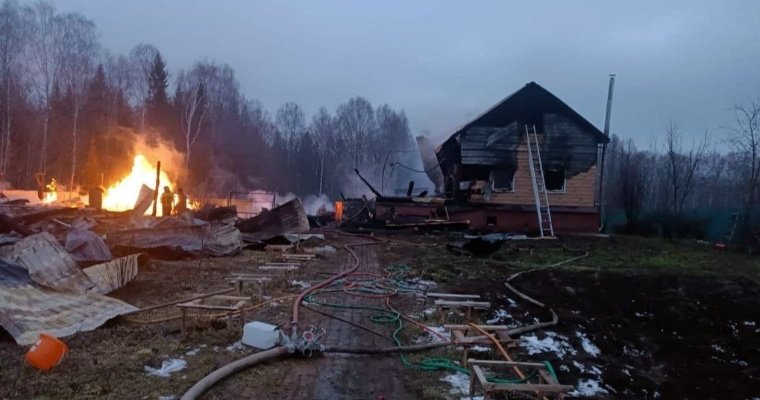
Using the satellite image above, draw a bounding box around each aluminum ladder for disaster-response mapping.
[525,124,554,237]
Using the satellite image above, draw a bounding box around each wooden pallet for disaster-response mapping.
[176,295,251,335]
[434,299,490,322]
[468,359,572,400]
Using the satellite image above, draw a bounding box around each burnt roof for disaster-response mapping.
[450,81,609,143]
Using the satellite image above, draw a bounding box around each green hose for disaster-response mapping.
[303,273,545,384]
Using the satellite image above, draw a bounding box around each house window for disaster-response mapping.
[544,168,566,192]
[490,169,514,192]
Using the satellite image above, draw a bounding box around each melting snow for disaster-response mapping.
[290,280,311,289]
[569,379,609,397]
[226,341,246,353]
[185,348,200,356]
[416,326,451,343]
[441,372,470,394]
[486,309,511,324]
[519,331,576,358]
[470,345,490,353]
[576,331,601,357]
[145,359,187,378]
[711,344,725,353]
[743,320,756,327]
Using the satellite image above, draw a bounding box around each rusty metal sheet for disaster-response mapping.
[6,232,94,293]
[107,223,241,257]
[83,254,141,294]
[0,259,138,345]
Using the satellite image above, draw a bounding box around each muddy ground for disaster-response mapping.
[0,233,758,400]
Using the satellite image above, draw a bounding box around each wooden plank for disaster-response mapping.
[472,366,494,390]
[434,300,490,308]
[444,324,511,331]
[176,303,240,311]
[258,265,299,271]
[427,292,481,300]
[488,383,573,392]
[468,359,546,368]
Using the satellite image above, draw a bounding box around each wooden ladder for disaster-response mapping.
[525,124,554,238]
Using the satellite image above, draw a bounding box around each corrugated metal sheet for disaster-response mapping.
[236,199,309,241]
[83,254,141,294]
[106,223,242,257]
[0,259,138,345]
[7,233,94,293]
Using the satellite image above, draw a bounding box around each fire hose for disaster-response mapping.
[181,233,571,400]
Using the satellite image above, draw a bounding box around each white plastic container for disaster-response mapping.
[241,321,280,349]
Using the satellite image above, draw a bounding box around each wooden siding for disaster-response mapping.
[469,139,597,207]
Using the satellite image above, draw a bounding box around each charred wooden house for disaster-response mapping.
[432,82,608,233]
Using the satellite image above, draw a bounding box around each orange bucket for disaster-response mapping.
[334,201,344,222]
[25,333,68,370]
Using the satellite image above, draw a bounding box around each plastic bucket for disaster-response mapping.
[25,333,68,370]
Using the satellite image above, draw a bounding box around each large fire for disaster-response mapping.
[102,154,177,216]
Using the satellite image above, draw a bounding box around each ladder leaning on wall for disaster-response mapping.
[525,124,555,237]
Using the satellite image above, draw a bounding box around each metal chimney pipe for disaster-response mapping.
[598,74,615,231]
[603,74,616,137]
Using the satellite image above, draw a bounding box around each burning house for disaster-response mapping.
[434,81,609,233]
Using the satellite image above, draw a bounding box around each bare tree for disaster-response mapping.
[175,71,208,171]
[128,43,158,130]
[23,1,61,175]
[663,122,710,213]
[56,11,97,188]
[731,101,760,245]
[619,139,649,230]
[0,0,24,178]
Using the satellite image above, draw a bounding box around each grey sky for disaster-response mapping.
[54,0,760,149]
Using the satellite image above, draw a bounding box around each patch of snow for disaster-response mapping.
[407,277,437,289]
[559,364,570,372]
[421,307,436,317]
[441,372,470,395]
[623,345,645,357]
[470,345,490,353]
[486,309,511,324]
[145,359,187,378]
[711,344,725,353]
[416,326,451,343]
[290,280,311,289]
[572,361,602,376]
[185,348,200,356]
[311,245,336,254]
[226,341,246,353]
[732,358,748,367]
[743,320,756,326]
[519,331,576,358]
[569,379,609,397]
[159,396,176,400]
[634,311,653,318]
[576,331,601,357]
[506,298,517,307]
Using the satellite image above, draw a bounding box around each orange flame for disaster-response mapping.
[102,154,176,216]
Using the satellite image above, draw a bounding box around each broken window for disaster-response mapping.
[544,168,566,192]
[490,169,514,191]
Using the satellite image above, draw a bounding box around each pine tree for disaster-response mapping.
[146,52,169,129]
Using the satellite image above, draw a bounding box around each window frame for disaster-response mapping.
[543,168,567,193]
[490,169,515,193]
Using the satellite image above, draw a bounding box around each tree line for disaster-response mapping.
[0,1,416,198]
[603,104,760,243]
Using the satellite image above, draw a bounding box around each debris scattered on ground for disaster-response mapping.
[145,359,188,378]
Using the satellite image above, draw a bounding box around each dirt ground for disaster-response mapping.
[1,233,758,400]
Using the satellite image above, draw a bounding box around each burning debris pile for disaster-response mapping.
[0,173,317,345]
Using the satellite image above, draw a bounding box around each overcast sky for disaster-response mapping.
[54,0,760,149]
